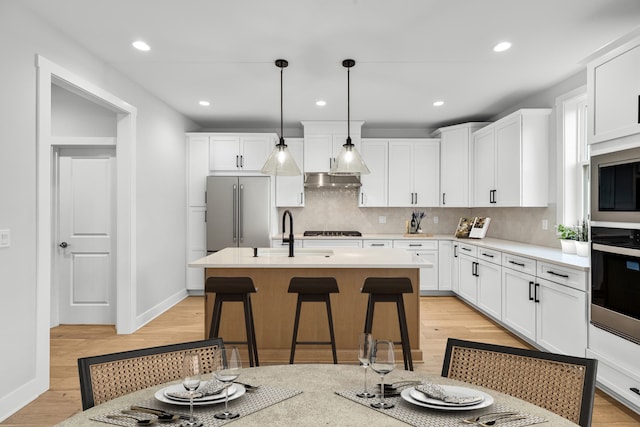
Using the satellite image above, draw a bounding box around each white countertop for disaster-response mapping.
[274,234,590,270]
[189,247,431,269]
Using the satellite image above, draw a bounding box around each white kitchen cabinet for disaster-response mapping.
[476,248,502,320]
[388,139,440,207]
[472,109,550,207]
[302,121,363,173]
[187,135,209,206]
[393,240,438,292]
[271,238,303,248]
[456,243,478,304]
[502,267,537,342]
[359,139,388,207]
[588,34,640,145]
[209,134,275,172]
[186,206,207,291]
[451,242,461,294]
[438,240,453,291]
[436,123,489,207]
[275,138,304,207]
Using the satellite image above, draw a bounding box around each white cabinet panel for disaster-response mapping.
[389,139,440,207]
[458,253,477,304]
[187,207,206,291]
[359,139,388,207]
[363,240,392,248]
[502,267,537,341]
[275,138,305,207]
[472,128,495,207]
[438,240,452,291]
[302,239,363,248]
[188,135,209,206]
[209,134,274,172]
[477,259,502,320]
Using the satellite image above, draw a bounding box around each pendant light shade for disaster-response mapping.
[261,59,301,176]
[329,59,370,176]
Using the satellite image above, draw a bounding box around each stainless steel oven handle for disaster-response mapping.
[593,243,640,257]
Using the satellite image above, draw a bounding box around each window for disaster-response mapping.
[557,87,589,226]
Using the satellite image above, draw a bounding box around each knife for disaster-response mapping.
[129,405,189,420]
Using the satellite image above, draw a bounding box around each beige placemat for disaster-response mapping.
[91,385,302,426]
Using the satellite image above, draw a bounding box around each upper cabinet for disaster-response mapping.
[275,138,305,207]
[435,123,489,207]
[472,109,550,207]
[209,134,275,172]
[302,121,363,172]
[359,139,388,207]
[588,34,640,146]
[388,138,440,207]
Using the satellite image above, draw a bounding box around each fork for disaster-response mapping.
[478,415,527,426]
[461,412,519,424]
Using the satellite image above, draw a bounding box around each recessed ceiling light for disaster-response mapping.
[433,100,445,107]
[493,41,512,52]
[132,40,150,51]
[199,100,211,107]
[315,100,327,107]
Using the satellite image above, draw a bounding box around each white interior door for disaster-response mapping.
[56,147,116,324]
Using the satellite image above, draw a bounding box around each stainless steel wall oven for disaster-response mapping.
[591,226,640,344]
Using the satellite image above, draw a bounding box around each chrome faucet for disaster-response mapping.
[282,210,294,257]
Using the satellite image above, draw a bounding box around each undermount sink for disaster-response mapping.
[256,248,334,258]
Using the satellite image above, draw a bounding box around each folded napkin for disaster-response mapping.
[414,383,484,405]
[166,379,226,400]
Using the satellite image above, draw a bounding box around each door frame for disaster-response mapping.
[35,55,137,390]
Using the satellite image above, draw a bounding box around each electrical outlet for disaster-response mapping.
[378,216,386,224]
[542,219,548,230]
[433,216,439,224]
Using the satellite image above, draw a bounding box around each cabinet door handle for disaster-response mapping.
[300,192,304,205]
[546,270,569,279]
[534,282,540,303]
[240,155,244,168]
[528,281,534,301]
[235,155,239,168]
[453,245,458,258]
[481,252,494,258]
[361,193,364,205]
[509,260,525,267]
[442,193,446,205]
[637,95,640,124]
[631,387,640,396]
[414,192,418,205]
[472,261,479,277]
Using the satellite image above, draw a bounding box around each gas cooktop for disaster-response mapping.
[303,230,362,237]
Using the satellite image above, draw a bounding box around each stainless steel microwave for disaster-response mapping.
[591,146,640,223]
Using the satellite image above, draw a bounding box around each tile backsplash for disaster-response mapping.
[278,188,560,249]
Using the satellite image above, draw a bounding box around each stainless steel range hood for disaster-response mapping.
[303,172,361,188]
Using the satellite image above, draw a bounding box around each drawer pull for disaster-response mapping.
[481,252,494,258]
[546,270,569,279]
[409,244,423,247]
[631,387,640,396]
[371,243,385,247]
[509,260,525,267]
[461,247,472,252]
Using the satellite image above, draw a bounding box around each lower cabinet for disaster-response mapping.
[393,240,439,293]
[457,243,478,304]
[476,257,502,320]
[502,267,537,341]
[438,240,453,291]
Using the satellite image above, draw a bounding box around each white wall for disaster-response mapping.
[0,2,198,420]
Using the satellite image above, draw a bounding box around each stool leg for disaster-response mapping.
[289,297,303,364]
[396,297,413,371]
[247,296,259,367]
[210,296,223,339]
[363,295,375,334]
[325,295,338,364]
[242,295,256,367]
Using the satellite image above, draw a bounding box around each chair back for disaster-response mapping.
[78,338,223,410]
[442,338,597,427]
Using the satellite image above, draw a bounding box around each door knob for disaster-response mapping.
[59,242,68,248]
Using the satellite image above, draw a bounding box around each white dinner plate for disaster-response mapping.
[401,386,494,411]
[409,385,484,407]
[154,383,245,406]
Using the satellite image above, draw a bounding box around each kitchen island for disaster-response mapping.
[189,247,428,365]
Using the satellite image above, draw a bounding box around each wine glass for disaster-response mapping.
[356,333,375,398]
[214,346,242,420]
[181,352,203,427]
[369,340,395,409]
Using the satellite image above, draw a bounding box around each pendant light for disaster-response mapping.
[329,59,370,176]
[261,59,301,176]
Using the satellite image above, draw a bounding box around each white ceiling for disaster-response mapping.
[23,0,640,132]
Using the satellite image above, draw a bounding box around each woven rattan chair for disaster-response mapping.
[442,338,597,427]
[77,338,224,410]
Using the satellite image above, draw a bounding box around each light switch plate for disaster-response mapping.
[0,229,10,248]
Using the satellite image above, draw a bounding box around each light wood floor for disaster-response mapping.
[3,296,639,426]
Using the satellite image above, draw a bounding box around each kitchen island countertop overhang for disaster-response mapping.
[190,247,429,365]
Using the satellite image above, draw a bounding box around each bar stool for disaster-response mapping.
[288,277,339,364]
[361,277,413,371]
[206,276,259,367]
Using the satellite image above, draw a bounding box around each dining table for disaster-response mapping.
[56,363,579,426]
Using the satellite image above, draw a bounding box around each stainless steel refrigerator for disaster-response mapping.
[206,176,271,252]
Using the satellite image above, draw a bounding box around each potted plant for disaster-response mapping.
[574,219,590,257]
[556,223,577,254]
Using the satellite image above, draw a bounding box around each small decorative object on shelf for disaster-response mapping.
[455,217,473,238]
[469,217,491,239]
[409,211,425,234]
[574,219,589,257]
[556,223,578,254]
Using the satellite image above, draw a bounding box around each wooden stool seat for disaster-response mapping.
[206,277,259,367]
[361,277,413,371]
[288,277,339,364]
